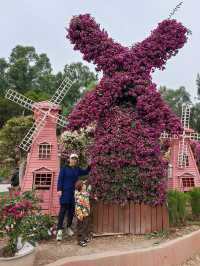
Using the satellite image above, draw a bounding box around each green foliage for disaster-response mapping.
[190,103,200,133]
[0,115,33,160]
[20,214,56,244]
[189,187,200,218]
[7,46,53,93]
[159,85,200,133]
[24,89,50,102]
[60,62,98,115]
[0,98,23,128]
[196,73,200,99]
[59,126,93,167]
[159,86,191,117]
[0,45,98,130]
[167,190,189,226]
[0,167,11,181]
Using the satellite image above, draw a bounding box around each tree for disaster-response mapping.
[7,45,53,93]
[196,73,200,99]
[0,46,55,127]
[191,103,200,133]
[0,58,9,96]
[159,86,191,117]
[0,116,33,160]
[57,62,98,115]
[0,46,98,128]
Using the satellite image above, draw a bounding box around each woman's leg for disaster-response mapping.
[57,204,68,230]
[67,203,75,227]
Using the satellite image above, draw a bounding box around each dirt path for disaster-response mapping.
[34,234,163,266]
[34,224,200,266]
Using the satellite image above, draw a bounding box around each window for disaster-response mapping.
[34,172,52,190]
[178,153,189,167]
[168,164,173,178]
[182,177,195,188]
[39,143,51,159]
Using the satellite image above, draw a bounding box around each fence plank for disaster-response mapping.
[92,201,98,233]
[113,204,119,233]
[156,205,163,231]
[124,203,130,233]
[97,201,103,233]
[162,204,169,230]
[129,202,135,234]
[108,204,114,233]
[135,204,141,234]
[118,205,124,233]
[102,203,109,233]
[151,206,157,232]
[145,205,152,233]
[93,201,168,234]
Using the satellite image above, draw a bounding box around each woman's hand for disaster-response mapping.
[57,191,62,197]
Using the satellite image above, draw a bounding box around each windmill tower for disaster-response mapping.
[161,103,200,192]
[5,75,74,215]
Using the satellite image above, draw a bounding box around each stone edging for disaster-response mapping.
[45,229,200,266]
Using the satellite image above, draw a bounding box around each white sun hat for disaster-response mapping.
[70,153,79,159]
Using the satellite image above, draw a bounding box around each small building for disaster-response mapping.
[167,128,200,192]
[21,101,60,215]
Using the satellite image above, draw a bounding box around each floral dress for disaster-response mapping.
[75,184,91,221]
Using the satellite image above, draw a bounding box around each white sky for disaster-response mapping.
[0,0,199,99]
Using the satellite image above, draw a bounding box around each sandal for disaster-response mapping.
[79,240,87,247]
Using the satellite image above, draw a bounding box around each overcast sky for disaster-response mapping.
[0,0,199,99]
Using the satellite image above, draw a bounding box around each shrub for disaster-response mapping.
[20,214,56,244]
[0,190,56,257]
[189,187,200,218]
[0,167,10,182]
[167,190,188,226]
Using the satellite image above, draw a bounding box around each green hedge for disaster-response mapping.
[167,190,189,226]
[189,188,200,218]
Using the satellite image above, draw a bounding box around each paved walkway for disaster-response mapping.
[0,183,11,192]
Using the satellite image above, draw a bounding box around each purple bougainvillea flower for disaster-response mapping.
[66,14,188,205]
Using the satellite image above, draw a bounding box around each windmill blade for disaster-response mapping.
[50,75,74,105]
[160,132,179,140]
[190,133,200,141]
[19,115,47,152]
[178,136,188,168]
[181,103,191,129]
[56,114,68,127]
[160,132,171,139]
[5,89,35,111]
[33,104,68,128]
[19,108,67,151]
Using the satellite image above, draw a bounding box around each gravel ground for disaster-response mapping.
[180,254,200,266]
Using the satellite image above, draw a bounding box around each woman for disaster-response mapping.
[56,153,91,241]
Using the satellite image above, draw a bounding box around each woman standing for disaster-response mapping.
[56,153,91,241]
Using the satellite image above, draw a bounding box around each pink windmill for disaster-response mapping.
[161,103,200,192]
[5,74,74,215]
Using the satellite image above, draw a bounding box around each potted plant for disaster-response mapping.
[0,190,39,266]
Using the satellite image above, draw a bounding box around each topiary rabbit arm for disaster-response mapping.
[132,19,188,72]
[67,14,126,76]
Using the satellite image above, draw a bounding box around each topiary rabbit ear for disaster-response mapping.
[131,19,188,72]
[67,14,126,76]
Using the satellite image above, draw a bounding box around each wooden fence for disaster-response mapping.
[92,201,169,234]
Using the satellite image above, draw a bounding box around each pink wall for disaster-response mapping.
[21,102,61,215]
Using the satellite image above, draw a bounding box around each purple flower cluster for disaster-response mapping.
[66,14,188,205]
[191,141,200,171]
